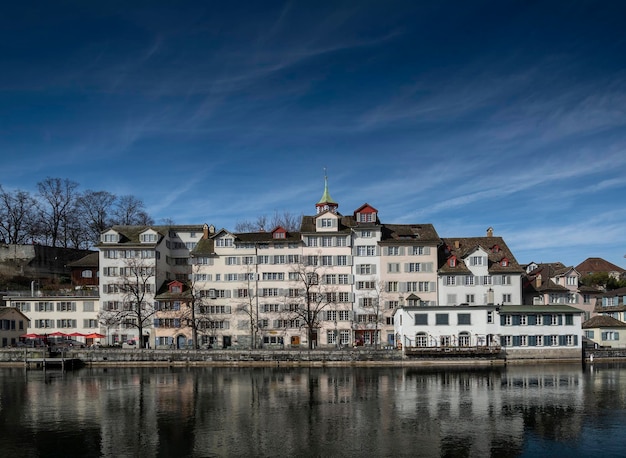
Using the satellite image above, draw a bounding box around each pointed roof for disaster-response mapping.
[316,175,337,206]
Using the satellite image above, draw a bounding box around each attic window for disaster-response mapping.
[273,232,285,239]
[358,213,373,223]
[449,256,457,267]
[170,285,182,293]
[491,245,500,253]
[501,258,509,267]
[102,233,119,243]
[141,233,157,243]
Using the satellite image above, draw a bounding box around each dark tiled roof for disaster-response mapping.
[438,236,524,274]
[190,237,215,256]
[598,286,626,298]
[576,257,626,275]
[67,252,99,267]
[380,224,440,244]
[582,315,626,329]
[97,224,205,246]
[234,231,302,243]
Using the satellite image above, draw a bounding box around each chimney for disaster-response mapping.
[536,274,542,288]
[454,240,460,249]
[202,224,209,239]
[486,227,493,237]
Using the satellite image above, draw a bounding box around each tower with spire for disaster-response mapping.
[316,172,338,214]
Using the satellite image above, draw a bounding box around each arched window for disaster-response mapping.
[415,332,428,347]
[459,331,471,347]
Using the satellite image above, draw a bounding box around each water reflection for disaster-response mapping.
[0,364,625,457]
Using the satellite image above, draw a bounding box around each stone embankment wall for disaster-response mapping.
[0,347,586,366]
[585,348,626,362]
[0,348,505,367]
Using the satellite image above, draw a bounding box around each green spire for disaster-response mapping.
[317,174,337,205]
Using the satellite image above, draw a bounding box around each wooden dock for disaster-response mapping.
[25,357,84,370]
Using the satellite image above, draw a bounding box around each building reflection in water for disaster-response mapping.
[0,363,619,457]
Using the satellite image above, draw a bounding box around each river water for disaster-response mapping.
[0,363,624,457]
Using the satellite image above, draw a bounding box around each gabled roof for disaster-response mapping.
[0,307,30,321]
[354,203,378,214]
[299,214,354,233]
[97,224,205,246]
[598,286,626,298]
[438,236,524,274]
[582,315,626,329]
[67,252,99,268]
[576,257,626,275]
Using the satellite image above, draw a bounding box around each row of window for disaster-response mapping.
[501,314,575,326]
[414,313,478,326]
[13,302,96,313]
[33,319,99,328]
[444,275,513,286]
[102,249,157,259]
[501,335,578,347]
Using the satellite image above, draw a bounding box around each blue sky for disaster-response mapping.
[1,1,625,268]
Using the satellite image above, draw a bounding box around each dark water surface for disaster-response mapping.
[0,363,624,457]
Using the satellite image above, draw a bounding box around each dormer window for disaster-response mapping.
[358,213,373,223]
[501,258,509,267]
[140,233,157,243]
[491,245,500,253]
[449,256,457,267]
[102,233,119,243]
[273,232,285,239]
[168,281,183,294]
[216,238,233,247]
[320,218,333,228]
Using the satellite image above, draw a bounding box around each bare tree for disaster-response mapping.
[234,265,260,349]
[357,280,388,349]
[78,190,117,244]
[284,257,337,349]
[235,211,302,232]
[102,256,157,349]
[36,177,80,247]
[0,186,37,244]
[112,195,154,226]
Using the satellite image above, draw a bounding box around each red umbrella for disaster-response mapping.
[69,332,86,337]
[48,331,68,337]
[21,333,41,339]
[85,333,106,339]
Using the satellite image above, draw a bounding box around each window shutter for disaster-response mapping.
[558,315,563,325]
[430,282,436,292]
[154,319,160,328]
[513,336,521,346]
[528,315,537,325]
[399,247,405,256]
[347,256,353,266]
[529,335,537,346]
[225,290,231,298]
[371,265,376,274]
[500,315,506,326]
[512,315,520,325]
[424,246,431,255]
[404,263,409,273]
[574,335,578,345]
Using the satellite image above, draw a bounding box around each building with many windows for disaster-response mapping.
[97,224,204,347]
